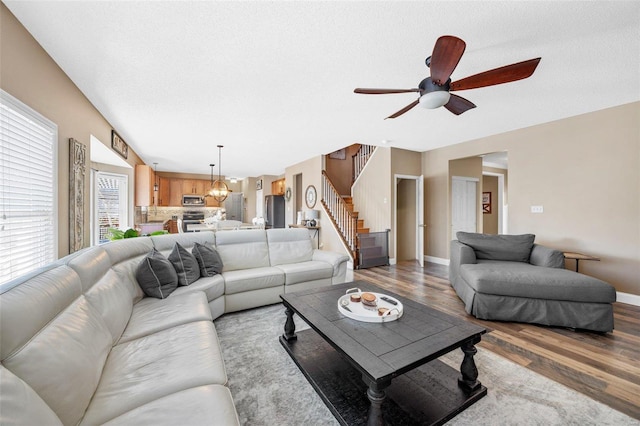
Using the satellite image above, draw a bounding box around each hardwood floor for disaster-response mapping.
[353,261,640,420]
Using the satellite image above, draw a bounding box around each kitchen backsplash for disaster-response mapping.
[135,206,225,224]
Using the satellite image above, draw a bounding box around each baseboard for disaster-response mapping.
[616,291,640,307]
[389,258,397,265]
[424,256,450,266]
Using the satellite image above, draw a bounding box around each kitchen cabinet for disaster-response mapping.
[157,177,170,206]
[135,164,155,206]
[183,179,207,195]
[272,178,285,196]
[168,179,184,206]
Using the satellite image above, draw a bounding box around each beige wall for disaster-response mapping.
[1,5,145,257]
[423,102,640,295]
[352,147,392,249]
[284,155,348,257]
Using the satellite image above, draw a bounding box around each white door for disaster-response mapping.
[451,177,478,240]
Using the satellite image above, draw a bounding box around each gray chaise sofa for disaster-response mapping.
[449,232,616,332]
[0,228,349,425]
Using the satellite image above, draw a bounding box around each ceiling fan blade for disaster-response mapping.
[450,57,541,91]
[429,35,466,85]
[444,94,476,115]
[385,99,420,119]
[354,88,420,94]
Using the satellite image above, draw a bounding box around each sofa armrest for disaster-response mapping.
[312,250,350,283]
[449,240,477,284]
[529,244,565,269]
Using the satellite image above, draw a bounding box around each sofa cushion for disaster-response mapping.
[99,385,239,426]
[2,296,112,426]
[168,243,201,286]
[0,365,63,426]
[135,249,179,299]
[118,292,213,344]
[172,274,225,303]
[222,267,285,295]
[266,228,314,266]
[275,261,333,285]
[192,242,224,277]
[80,321,228,425]
[460,261,616,303]
[457,232,535,262]
[215,229,271,271]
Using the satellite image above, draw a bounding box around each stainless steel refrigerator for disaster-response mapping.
[264,195,285,228]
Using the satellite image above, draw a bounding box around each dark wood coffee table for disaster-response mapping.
[279,281,487,425]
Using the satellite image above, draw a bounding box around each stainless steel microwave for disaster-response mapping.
[182,195,205,206]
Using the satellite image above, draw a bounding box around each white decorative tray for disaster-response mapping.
[337,289,403,323]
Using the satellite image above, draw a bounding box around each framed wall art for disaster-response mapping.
[111,130,128,159]
[482,192,491,214]
[69,138,86,252]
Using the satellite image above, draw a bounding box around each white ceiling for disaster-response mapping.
[5,1,639,178]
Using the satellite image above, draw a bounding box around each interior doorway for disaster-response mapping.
[394,174,424,267]
[481,151,508,234]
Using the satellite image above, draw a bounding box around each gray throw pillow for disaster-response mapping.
[192,242,224,277]
[456,232,535,262]
[135,249,178,299]
[168,243,201,286]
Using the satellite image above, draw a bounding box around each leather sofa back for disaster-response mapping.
[266,228,314,266]
[215,230,271,271]
[1,264,112,425]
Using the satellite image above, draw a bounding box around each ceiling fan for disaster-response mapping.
[354,35,541,119]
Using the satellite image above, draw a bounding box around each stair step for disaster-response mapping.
[342,196,353,204]
[357,219,365,228]
[357,228,370,234]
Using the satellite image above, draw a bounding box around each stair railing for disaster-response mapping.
[321,170,358,264]
[352,144,376,183]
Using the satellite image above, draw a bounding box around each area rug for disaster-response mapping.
[214,304,637,425]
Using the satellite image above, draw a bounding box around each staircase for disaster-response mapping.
[321,171,388,269]
[322,144,388,268]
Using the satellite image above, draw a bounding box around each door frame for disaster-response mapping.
[394,174,424,267]
[482,171,506,234]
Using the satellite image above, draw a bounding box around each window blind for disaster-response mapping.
[0,90,57,286]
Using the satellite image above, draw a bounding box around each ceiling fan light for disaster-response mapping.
[419,91,450,109]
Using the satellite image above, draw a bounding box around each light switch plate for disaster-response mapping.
[531,205,544,213]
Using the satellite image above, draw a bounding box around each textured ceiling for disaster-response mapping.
[4,1,639,178]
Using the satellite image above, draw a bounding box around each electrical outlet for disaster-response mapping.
[531,205,544,213]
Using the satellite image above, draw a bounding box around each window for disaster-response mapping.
[93,171,128,244]
[0,90,57,286]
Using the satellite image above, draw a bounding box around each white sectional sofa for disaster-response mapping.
[0,228,349,425]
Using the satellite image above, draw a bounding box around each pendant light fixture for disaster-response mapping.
[207,163,215,195]
[153,162,159,192]
[210,145,229,202]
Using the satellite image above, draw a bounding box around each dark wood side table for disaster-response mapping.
[563,252,600,272]
[288,224,320,249]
